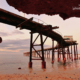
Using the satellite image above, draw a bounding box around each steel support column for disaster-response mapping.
[57,43,59,62]
[64,48,66,62]
[59,51,61,60]
[49,50,50,58]
[62,47,65,64]
[71,44,73,61]
[67,47,69,59]
[47,50,48,58]
[68,46,71,59]
[29,32,33,68]
[67,47,70,59]
[76,44,78,60]
[74,45,76,60]
[51,39,54,63]
[62,44,65,64]
[40,34,46,68]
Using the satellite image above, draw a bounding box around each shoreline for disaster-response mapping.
[0,54,80,80]
[0,67,80,80]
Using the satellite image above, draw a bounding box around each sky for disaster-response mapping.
[0,0,80,54]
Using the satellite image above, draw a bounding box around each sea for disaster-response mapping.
[0,53,80,74]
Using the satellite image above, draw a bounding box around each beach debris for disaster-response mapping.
[46,77,48,78]
[18,67,21,69]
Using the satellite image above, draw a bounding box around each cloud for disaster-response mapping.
[0,39,30,53]
[0,32,9,36]
[11,30,24,35]
[0,23,24,37]
[0,28,26,41]
[0,39,50,54]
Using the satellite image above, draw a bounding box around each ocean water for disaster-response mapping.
[0,53,80,74]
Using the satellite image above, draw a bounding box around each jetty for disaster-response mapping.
[0,8,78,68]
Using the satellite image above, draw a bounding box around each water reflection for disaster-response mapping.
[23,54,80,73]
[0,53,80,74]
[42,69,46,72]
[29,68,33,73]
[49,59,80,72]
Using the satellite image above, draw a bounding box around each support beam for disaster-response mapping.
[49,50,50,58]
[67,47,69,59]
[64,48,66,62]
[71,44,73,61]
[57,43,59,62]
[59,51,61,59]
[51,39,54,64]
[47,50,48,58]
[62,47,65,64]
[29,32,33,68]
[40,33,46,68]
[76,44,78,60]
[68,46,71,59]
[62,43,65,64]
[67,46,71,60]
[74,45,76,60]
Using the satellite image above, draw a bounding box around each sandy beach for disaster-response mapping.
[0,67,80,80]
[0,53,80,80]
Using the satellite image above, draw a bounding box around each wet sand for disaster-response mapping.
[0,68,80,80]
[0,53,80,80]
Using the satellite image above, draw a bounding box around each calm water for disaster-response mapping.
[0,53,80,74]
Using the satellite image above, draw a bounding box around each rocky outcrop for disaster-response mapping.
[6,0,80,20]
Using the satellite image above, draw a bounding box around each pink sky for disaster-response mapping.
[0,0,80,54]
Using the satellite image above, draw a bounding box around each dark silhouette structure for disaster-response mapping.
[6,0,80,20]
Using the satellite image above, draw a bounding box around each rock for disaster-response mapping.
[46,77,48,78]
[18,67,21,69]
[6,0,80,20]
